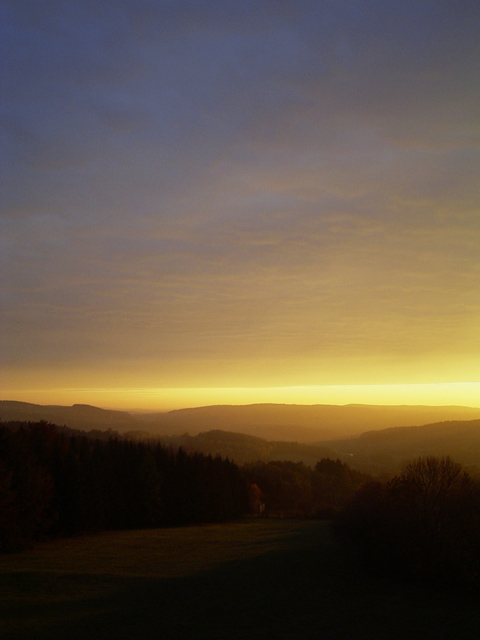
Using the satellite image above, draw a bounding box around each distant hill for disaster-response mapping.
[3,401,480,473]
[329,419,480,473]
[139,403,480,441]
[0,401,136,433]
[157,430,337,466]
[2,400,480,442]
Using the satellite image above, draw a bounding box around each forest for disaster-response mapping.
[0,420,368,549]
[339,456,480,587]
[0,421,250,551]
[2,419,480,589]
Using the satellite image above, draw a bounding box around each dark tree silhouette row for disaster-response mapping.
[338,456,480,588]
[244,458,372,518]
[0,421,250,551]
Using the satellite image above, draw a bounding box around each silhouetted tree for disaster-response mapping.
[0,424,53,550]
[313,458,369,516]
[0,421,251,551]
[340,456,480,587]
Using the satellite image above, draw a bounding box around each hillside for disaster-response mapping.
[4,521,479,640]
[157,429,337,466]
[139,403,480,441]
[2,400,480,442]
[0,401,136,433]
[329,419,480,473]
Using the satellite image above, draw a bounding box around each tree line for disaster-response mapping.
[244,458,372,518]
[338,455,480,588]
[0,421,250,551]
[3,420,480,588]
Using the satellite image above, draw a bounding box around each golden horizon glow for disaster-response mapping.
[3,382,480,413]
[2,4,479,415]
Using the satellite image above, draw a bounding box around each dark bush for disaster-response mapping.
[339,456,480,587]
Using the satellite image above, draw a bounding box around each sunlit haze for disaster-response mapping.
[1,2,479,413]
[2,383,479,413]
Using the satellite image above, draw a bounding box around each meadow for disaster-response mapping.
[1,519,479,639]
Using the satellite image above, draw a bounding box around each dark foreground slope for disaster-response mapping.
[1,520,478,640]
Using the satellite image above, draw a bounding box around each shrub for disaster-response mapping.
[340,456,480,587]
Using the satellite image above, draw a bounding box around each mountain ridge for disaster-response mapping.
[2,401,480,472]
[139,402,480,441]
[2,400,480,442]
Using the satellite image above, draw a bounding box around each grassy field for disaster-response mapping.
[0,519,479,639]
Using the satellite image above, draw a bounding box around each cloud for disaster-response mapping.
[1,0,479,394]
[3,0,479,217]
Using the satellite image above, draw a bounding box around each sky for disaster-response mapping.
[1,0,480,411]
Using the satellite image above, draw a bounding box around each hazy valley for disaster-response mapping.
[2,400,480,472]
[3,399,480,638]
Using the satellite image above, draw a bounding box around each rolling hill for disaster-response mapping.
[0,401,136,433]
[157,429,337,466]
[2,401,480,472]
[2,400,480,442]
[138,403,480,441]
[329,419,480,473]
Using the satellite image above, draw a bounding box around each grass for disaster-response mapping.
[0,519,479,639]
